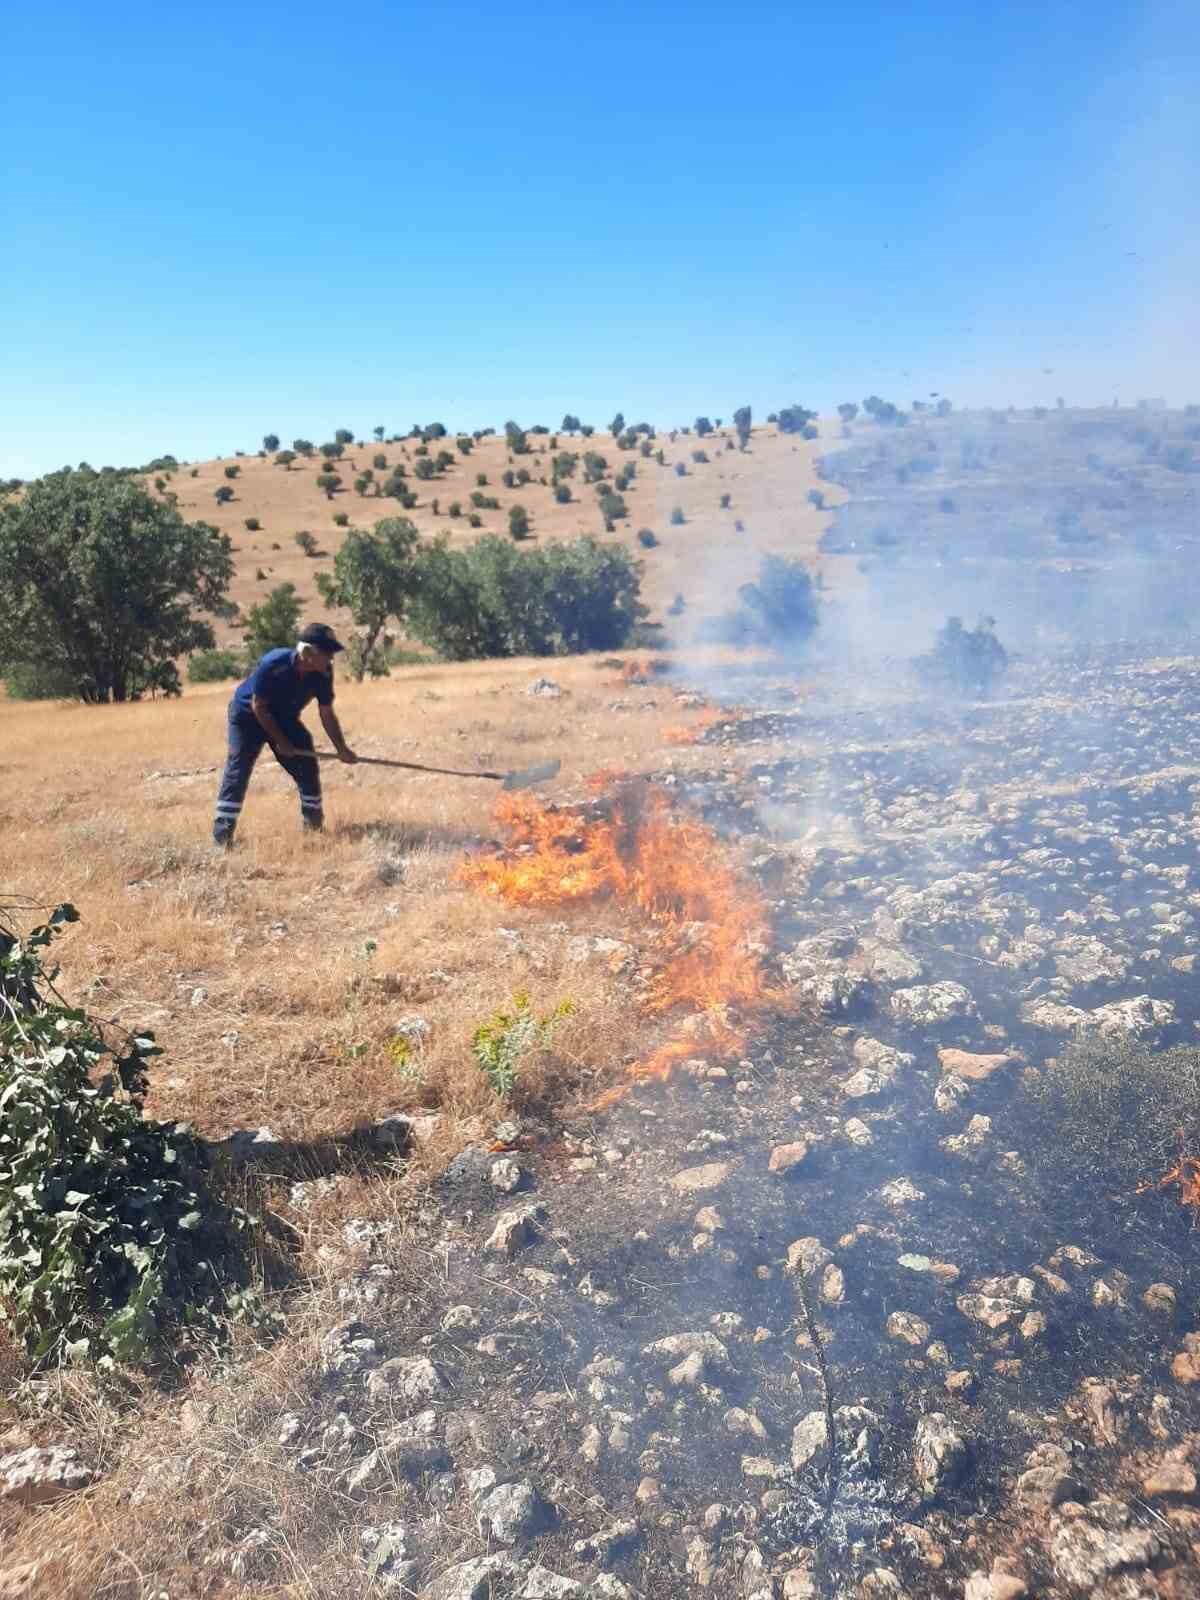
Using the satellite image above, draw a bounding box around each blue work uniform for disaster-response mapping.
[212,649,335,844]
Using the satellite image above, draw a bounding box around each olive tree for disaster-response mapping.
[0,468,233,703]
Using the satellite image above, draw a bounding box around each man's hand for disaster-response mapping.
[274,740,305,761]
[337,746,358,764]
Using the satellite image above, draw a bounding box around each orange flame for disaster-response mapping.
[461,784,780,1104]
[662,706,726,746]
[1138,1130,1200,1222]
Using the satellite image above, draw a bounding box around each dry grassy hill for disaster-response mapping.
[158,423,847,647]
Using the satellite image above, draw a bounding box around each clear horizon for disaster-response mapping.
[5,0,1198,480]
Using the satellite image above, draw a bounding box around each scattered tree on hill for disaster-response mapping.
[316,472,342,499]
[373,425,386,442]
[937,399,952,416]
[0,467,234,703]
[914,616,1008,698]
[720,493,731,509]
[598,490,627,522]
[456,436,473,455]
[554,484,572,504]
[187,647,243,683]
[274,449,296,470]
[293,439,315,457]
[837,402,859,424]
[414,458,437,481]
[504,421,529,455]
[776,403,817,434]
[733,405,752,449]
[422,423,447,441]
[263,433,280,453]
[354,473,372,496]
[373,453,388,471]
[243,582,302,659]
[312,517,421,680]
[320,442,344,461]
[244,516,260,531]
[694,417,713,437]
[295,530,319,555]
[583,452,608,484]
[580,423,595,438]
[224,465,240,479]
[705,554,818,652]
[560,414,581,435]
[609,412,624,438]
[638,527,657,548]
[335,429,354,446]
[508,505,531,540]
[670,507,685,525]
[214,485,235,505]
[807,488,825,508]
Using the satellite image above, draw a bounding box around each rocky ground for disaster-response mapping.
[7,647,1200,1600]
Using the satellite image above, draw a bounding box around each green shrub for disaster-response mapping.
[333,511,349,527]
[1025,1036,1200,1205]
[468,513,482,528]
[214,485,234,505]
[502,469,516,489]
[224,465,240,480]
[187,647,244,683]
[670,507,685,525]
[637,527,657,548]
[554,484,572,504]
[244,516,260,531]
[274,451,295,470]
[598,490,627,521]
[0,906,263,1364]
[476,472,488,486]
[316,472,341,499]
[295,530,319,556]
[508,505,530,540]
[243,582,301,657]
[448,501,462,518]
[471,491,500,510]
[691,450,708,464]
[472,991,572,1100]
[913,616,1008,698]
[373,453,388,471]
[807,488,825,509]
[3,660,79,700]
[719,493,731,510]
[702,553,818,653]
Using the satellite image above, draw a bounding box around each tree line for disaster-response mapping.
[0,468,647,702]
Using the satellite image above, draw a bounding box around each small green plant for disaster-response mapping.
[719,493,731,510]
[508,504,531,539]
[670,506,685,525]
[294,530,319,555]
[244,516,260,531]
[0,906,264,1365]
[448,500,462,518]
[333,511,349,527]
[637,527,657,548]
[468,512,483,527]
[472,991,572,1099]
[224,465,240,480]
[554,483,571,504]
[214,485,234,505]
[187,647,243,683]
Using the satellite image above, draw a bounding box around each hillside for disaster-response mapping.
[154,423,846,647]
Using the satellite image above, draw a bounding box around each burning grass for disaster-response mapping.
[460,782,783,1104]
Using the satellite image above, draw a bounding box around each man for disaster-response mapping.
[212,622,357,847]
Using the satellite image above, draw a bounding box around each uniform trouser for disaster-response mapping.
[213,714,323,844]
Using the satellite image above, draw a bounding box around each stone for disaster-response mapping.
[0,1445,91,1506]
[879,1177,925,1208]
[820,1264,846,1305]
[643,1332,729,1370]
[786,1237,833,1278]
[1143,1282,1177,1315]
[1017,1463,1085,1509]
[913,1413,970,1495]
[1050,1512,1160,1591]
[965,1570,1028,1600]
[792,1406,880,1472]
[669,1162,732,1195]
[522,1568,584,1599]
[321,1320,382,1377]
[477,1480,555,1545]
[768,1141,809,1174]
[425,1554,524,1600]
[1087,994,1176,1041]
[782,1570,817,1600]
[525,677,563,698]
[490,1157,525,1194]
[366,1356,448,1403]
[1172,1331,1200,1383]
[889,982,976,1027]
[572,1518,640,1564]
[346,1411,448,1491]
[1141,1459,1197,1498]
[859,1571,908,1597]
[886,1311,931,1346]
[937,1048,1012,1081]
[486,1203,546,1259]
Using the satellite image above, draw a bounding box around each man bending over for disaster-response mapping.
[213,622,357,847]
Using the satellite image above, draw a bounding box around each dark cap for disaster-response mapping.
[298,622,344,655]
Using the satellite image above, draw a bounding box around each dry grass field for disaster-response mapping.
[0,423,842,1597]
[159,423,847,642]
[0,647,796,1597]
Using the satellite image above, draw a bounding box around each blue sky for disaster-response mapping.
[4,0,1198,478]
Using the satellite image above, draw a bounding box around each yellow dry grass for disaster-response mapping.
[160,424,848,643]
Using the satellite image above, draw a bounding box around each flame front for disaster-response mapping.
[460,785,779,1104]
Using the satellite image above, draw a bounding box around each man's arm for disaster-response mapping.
[320,704,357,762]
[251,694,303,759]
